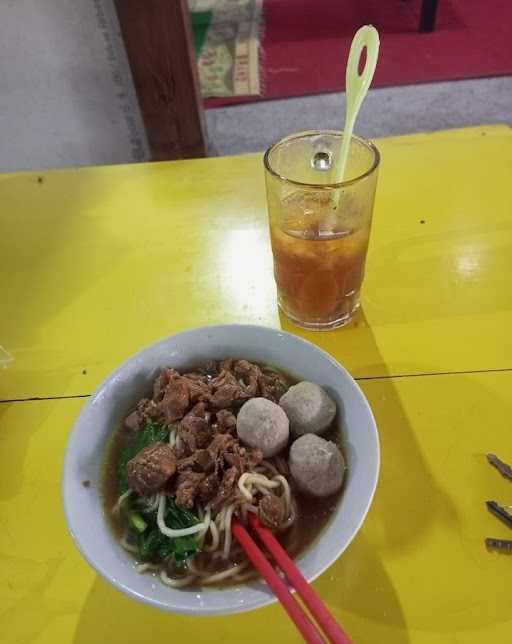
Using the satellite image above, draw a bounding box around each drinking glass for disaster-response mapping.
[264,130,380,329]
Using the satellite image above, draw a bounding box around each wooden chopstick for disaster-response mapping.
[248,515,352,644]
[232,519,325,644]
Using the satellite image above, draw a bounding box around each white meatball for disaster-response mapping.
[236,398,289,457]
[289,434,344,497]
[279,381,336,437]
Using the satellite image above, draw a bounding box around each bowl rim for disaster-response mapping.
[62,324,380,615]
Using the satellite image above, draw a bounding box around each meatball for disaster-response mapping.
[289,434,344,497]
[127,442,177,496]
[259,493,287,531]
[216,409,237,434]
[279,381,336,437]
[236,397,289,457]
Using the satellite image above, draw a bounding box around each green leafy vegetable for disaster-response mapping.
[164,499,199,529]
[118,422,169,493]
[117,422,198,564]
[128,511,147,533]
[136,499,200,564]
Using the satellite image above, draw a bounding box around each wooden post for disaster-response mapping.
[114,0,207,161]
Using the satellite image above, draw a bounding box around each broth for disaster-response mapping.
[102,361,345,588]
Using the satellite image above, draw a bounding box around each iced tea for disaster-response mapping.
[270,191,371,327]
[264,131,379,329]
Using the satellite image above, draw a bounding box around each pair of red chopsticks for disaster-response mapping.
[232,515,351,644]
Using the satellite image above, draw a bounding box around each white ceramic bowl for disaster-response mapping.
[62,325,379,615]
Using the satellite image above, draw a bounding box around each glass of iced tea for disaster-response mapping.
[264,130,380,329]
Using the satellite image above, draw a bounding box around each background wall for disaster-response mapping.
[0,0,510,172]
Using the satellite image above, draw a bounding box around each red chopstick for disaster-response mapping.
[232,520,325,644]
[248,514,352,644]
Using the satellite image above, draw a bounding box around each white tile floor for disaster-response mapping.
[206,76,512,157]
[0,0,510,172]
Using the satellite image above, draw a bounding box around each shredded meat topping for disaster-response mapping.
[122,359,291,510]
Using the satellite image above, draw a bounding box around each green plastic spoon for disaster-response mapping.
[335,25,380,184]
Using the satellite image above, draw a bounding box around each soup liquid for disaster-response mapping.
[270,191,371,327]
[102,363,345,589]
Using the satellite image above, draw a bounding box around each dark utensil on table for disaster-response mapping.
[485,454,512,551]
[485,537,512,552]
[486,500,512,528]
[487,453,512,480]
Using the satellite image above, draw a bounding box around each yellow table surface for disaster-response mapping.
[1,125,511,401]
[2,125,512,643]
[2,371,511,644]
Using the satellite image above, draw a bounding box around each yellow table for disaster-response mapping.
[1,125,511,643]
[1,125,511,401]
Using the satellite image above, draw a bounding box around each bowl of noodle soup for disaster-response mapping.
[62,325,379,615]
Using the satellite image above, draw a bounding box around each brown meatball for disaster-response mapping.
[153,368,178,402]
[183,377,211,403]
[211,466,238,509]
[279,382,336,437]
[160,380,190,423]
[179,415,211,452]
[236,398,289,457]
[216,409,237,434]
[289,434,344,497]
[259,493,286,531]
[259,374,288,403]
[127,442,177,496]
[124,398,160,431]
[198,473,220,503]
[233,360,261,396]
[175,471,206,509]
[211,384,244,409]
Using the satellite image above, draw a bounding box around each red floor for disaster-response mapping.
[207,0,512,108]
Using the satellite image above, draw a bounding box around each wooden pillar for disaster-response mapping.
[114,0,207,161]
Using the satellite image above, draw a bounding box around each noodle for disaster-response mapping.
[136,562,160,573]
[112,489,132,516]
[216,505,227,527]
[222,504,236,560]
[202,516,220,552]
[246,473,280,489]
[254,484,272,496]
[197,505,212,548]
[107,358,343,592]
[120,533,139,554]
[138,492,160,513]
[185,559,208,576]
[277,497,297,533]
[157,494,206,538]
[187,558,249,584]
[201,562,249,584]
[125,468,296,587]
[238,472,281,506]
[237,473,254,501]
[160,569,196,588]
[273,475,292,514]
[233,568,259,583]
